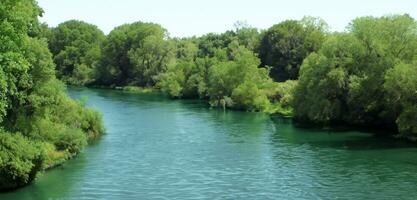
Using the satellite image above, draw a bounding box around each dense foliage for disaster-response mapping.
[0,131,44,190]
[157,32,284,112]
[258,17,328,81]
[95,22,172,87]
[293,15,417,139]
[48,20,105,85]
[48,14,416,139]
[0,0,104,190]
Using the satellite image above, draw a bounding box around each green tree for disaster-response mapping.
[233,21,261,51]
[293,15,417,138]
[48,20,105,85]
[207,42,273,111]
[128,35,173,86]
[0,0,104,190]
[259,17,328,81]
[384,63,417,137]
[158,38,274,111]
[346,15,417,123]
[97,22,172,86]
[293,33,365,123]
[0,131,45,190]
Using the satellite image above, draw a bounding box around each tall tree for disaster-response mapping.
[48,20,105,85]
[293,15,417,138]
[259,17,328,81]
[96,22,172,86]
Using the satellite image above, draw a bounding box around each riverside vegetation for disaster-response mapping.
[1,0,417,191]
[0,0,104,191]
[46,15,416,139]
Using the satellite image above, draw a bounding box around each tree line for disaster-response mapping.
[45,14,416,139]
[45,18,327,114]
[0,0,104,190]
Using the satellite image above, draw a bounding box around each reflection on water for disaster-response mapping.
[1,87,417,200]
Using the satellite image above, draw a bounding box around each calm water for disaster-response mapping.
[1,87,417,200]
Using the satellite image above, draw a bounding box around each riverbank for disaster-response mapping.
[84,85,403,140]
[0,95,105,192]
[87,85,157,93]
[3,87,417,199]
[84,85,294,116]
[83,85,409,138]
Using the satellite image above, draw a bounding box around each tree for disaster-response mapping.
[293,33,365,123]
[158,38,274,111]
[156,39,216,98]
[384,63,417,137]
[48,20,105,85]
[234,21,261,51]
[293,15,417,138]
[207,42,273,111]
[96,22,172,86]
[128,35,173,86]
[346,15,417,124]
[0,0,104,190]
[259,17,328,81]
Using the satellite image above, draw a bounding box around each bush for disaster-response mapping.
[0,0,105,191]
[80,108,105,140]
[0,131,45,191]
[54,128,87,154]
[232,81,270,111]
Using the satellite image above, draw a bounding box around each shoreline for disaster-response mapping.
[81,85,402,140]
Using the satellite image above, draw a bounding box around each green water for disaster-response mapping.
[1,87,417,200]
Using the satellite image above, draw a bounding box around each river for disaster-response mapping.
[1,87,417,200]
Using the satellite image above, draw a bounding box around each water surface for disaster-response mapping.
[1,87,417,200]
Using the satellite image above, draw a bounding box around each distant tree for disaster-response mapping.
[157,38,215,98]
[159,38,273,111]
[48,20,105,85]
[346,14,417,125]
[234,21,261,51]
[259,17,328,81]
[293,33,365,123]
[197,32,235,58]
[207,42,272,111]
[293,15,417,138]
[97,22,172,86]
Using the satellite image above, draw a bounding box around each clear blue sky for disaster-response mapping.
[38,0,417,37]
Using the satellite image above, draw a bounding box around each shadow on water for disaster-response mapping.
[0,153,90,200]
[269,115,416,151]
[208,110,270,139]
[67,87,417,153]
[69,86,170,103]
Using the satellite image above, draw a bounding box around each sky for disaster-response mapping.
[38,0,417,37]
